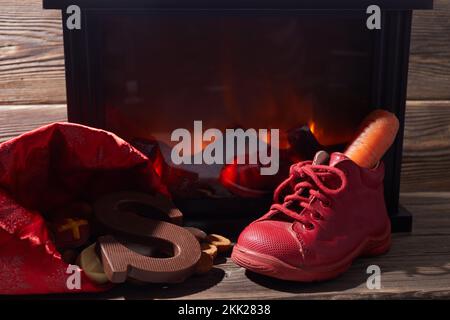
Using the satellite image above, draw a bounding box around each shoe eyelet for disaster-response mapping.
[312,212,322,220]
[303,223,314,230]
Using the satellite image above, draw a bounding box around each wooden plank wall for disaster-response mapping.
[0,1,65,104]
[0,0,449,192]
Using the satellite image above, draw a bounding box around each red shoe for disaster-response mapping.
[232,151,391,282]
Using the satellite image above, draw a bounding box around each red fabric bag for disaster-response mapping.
[0,122,165,295]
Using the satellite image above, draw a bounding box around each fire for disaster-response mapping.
[309,120,330,145]
[309,121,317,136]
[309,119,355,147]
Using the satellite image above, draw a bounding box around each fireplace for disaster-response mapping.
[44,0,433,232]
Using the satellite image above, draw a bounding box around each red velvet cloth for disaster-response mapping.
[0,122,165,295]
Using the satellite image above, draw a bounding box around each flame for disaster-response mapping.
[309,120,330,145]
[309,119,354,147]
[309,121,317,136]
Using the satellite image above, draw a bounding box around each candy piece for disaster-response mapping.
[53,218,90,249]
[205,234,232,253]
[78,243,109,285]
[98,232,200,284]
[184,227,207,241]
[195,252,214,275]
[94,192,201,283]
[58,218,88,239]
[344,109,399,169]
[201,242,218,259]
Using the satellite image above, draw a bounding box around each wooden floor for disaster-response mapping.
[16,193,449,300]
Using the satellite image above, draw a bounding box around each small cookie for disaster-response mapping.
[78,243,109,285]
[195,252,214,275]
[205,234,232,253]
[201,242,218,259]
[184,227,207,241]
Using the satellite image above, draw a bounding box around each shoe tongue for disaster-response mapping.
[329,152,350,167]
[310,150,341,189]
[312,150,330,165]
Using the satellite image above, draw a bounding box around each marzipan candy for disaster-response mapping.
[78,243,109,285]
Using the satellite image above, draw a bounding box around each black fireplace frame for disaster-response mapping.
[43,0,434,232]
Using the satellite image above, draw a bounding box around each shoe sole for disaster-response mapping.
[231,227,391,282]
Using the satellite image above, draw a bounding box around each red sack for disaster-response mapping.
[0,122,165,295]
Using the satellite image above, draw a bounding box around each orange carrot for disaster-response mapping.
[344,109,399,169]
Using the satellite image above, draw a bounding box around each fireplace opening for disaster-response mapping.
[89,13,376,217]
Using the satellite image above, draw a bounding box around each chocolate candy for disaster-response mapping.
[94,192,201,284]
[124,241,158,257]
[53,218,90,249]
[78,243,109,285]
[205,234,232,253]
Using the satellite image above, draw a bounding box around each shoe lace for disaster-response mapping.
[270,161,346,230]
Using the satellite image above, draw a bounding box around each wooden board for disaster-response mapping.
[0,0,449,104]
[401,100,450,192]
[8,192,450,299]
[0,0,66,105]
[0,104,66,142]
[408,0,450,100]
